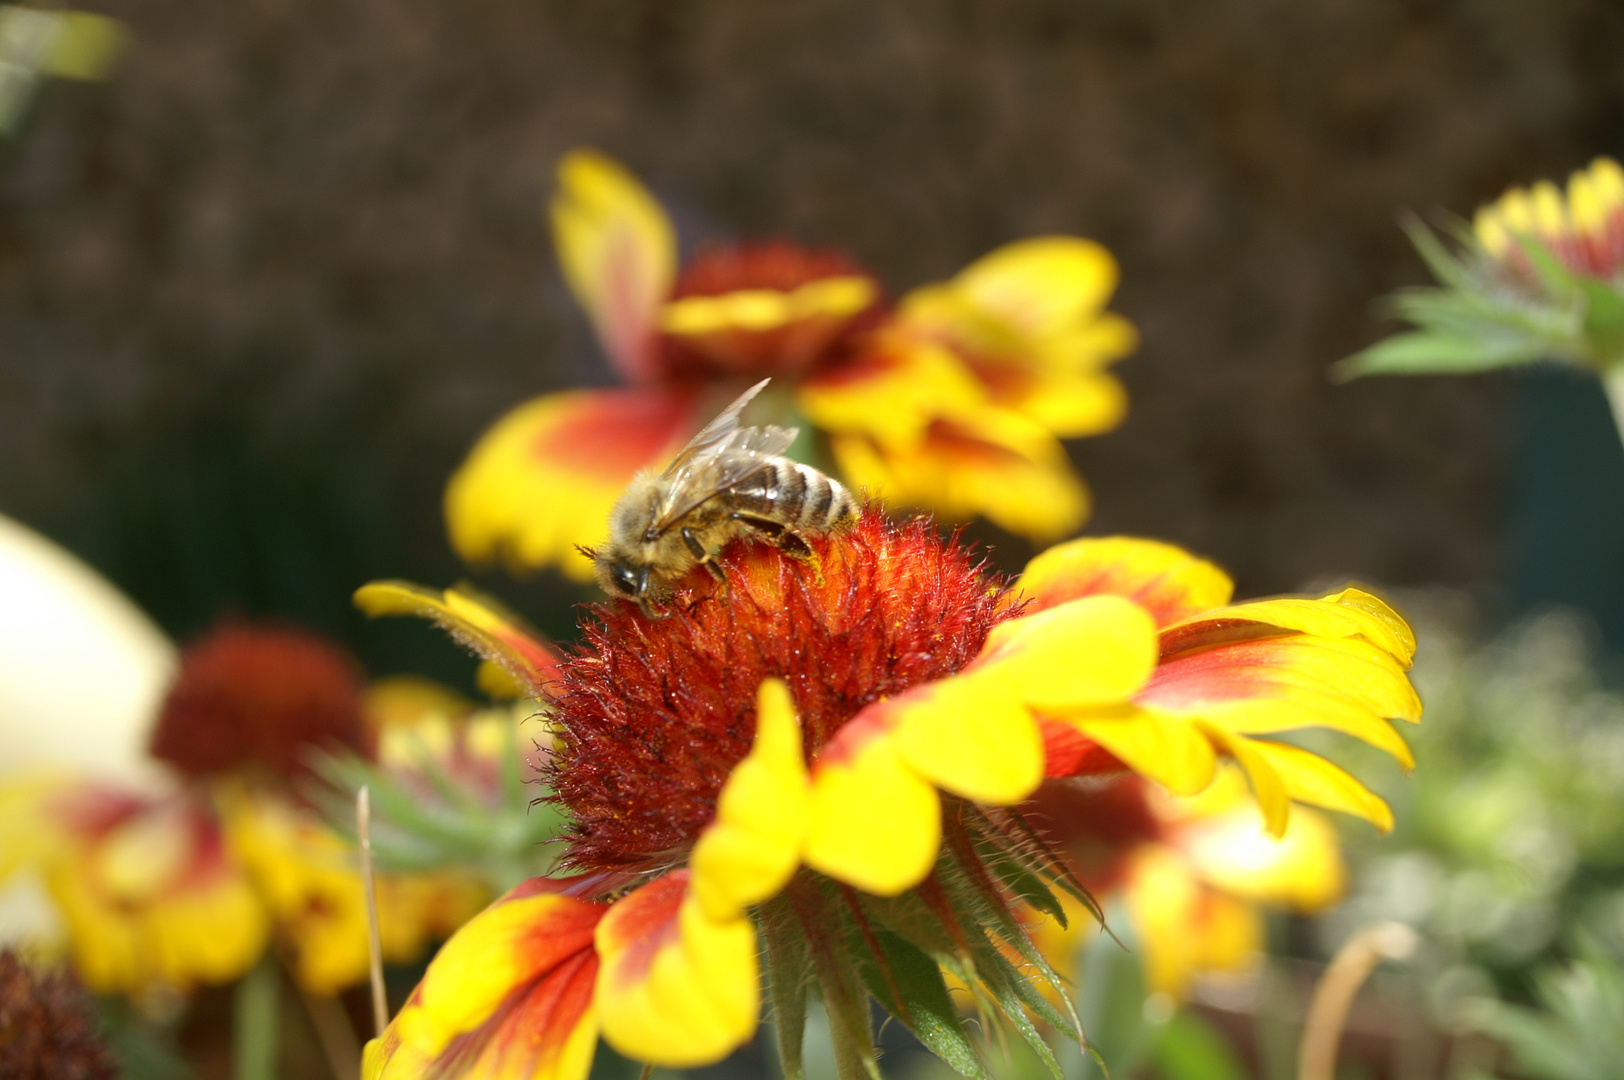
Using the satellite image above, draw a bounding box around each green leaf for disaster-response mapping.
[959,931,1068,1080]
[802,880,881,1080]
[1516,233,1584,305]
[1073,908,1150,1080]
[1334,330,1550,380]
[1400,215,1476,291]
[760,898,813,1080]
[1151,1011,1248,1080]
[498,715,528,811]
[853,929,989,1080]
[1582,280,1624,366]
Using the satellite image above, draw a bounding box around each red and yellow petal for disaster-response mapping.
[594,871,759,1067]
[43,788,268,995]
[661,276,878,376]
[375,878,606,1080]
[551,150,676,382]
[444,387,698,582]
[1017,537,1234,627]
[1140,635,1417,768]
[354,581,564,697]
[1160,588,1416,672]
[830,414,1089,542]
[689,679,808,921]
[804,711,941,897]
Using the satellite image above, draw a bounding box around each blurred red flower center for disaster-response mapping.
[149,624,369,781]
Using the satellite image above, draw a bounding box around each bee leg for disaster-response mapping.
[733,514,823,583]
[683,527,730,595]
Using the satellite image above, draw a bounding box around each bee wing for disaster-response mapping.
[649,380,800,537]
[658,379,773,482]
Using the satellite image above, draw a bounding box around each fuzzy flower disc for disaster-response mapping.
[549,509,1011,875]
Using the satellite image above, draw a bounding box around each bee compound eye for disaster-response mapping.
[612,564,639,596]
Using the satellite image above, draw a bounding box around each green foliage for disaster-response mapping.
[1149,1012,1249,1080]
[1328,606,1624,986]
[1464,942,1624,1080]
[1334,217,1624,381]
[308,705,565,892]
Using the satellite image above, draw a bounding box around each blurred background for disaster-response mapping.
[7,2,1624,1077]
[8,0,1624,664]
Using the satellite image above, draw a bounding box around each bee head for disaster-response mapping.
[595,553,670,619]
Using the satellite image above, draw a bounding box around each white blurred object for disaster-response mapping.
[0,873,63,948]
[0,513,175,785]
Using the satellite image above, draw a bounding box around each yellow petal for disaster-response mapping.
[551,149,675,380]
[947,237,1122,335]
[1007,368,1128,438]
[1122,845,1260,999]
[1242,740,1393,833]
[804,715,940,896]
[1194,723,1289,838]
[1066,704,1217,796]
[978,595,1159,709]
[595,874,759,1067]
[354,581,564,696]
[1018,535,1233,625]
[662,277,875,333]
[797,339,987,447]
[443,387,697,581]
[1176,796,1346,912]
[689,679,809,921]
[830,415,1091,542]
[890,676,1044,805]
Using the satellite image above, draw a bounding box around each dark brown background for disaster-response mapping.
[4,0,1623,672]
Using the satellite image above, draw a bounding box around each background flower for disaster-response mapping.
[445,150,1135,584]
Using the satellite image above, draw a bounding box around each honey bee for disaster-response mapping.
[594,378,858,617]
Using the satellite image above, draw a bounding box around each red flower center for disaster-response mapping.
[658,241,885,381]
[547,510,1012,875]
[670,242,870,299]
[149,624,370,781]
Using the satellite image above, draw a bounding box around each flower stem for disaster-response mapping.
[358,785,388,1038]
[1297,922,1417,1080]
[233,954,280,1080]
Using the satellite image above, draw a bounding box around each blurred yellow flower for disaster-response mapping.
[445,149,1137,583]
[219,783,488,996]
[1030,767,1345,999]
[0,521,504,1001]
[1475,156,1624,280]
[0,775,267,997]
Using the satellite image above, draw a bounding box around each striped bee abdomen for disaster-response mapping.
[792,462,857,531]
[727,458,856,533]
